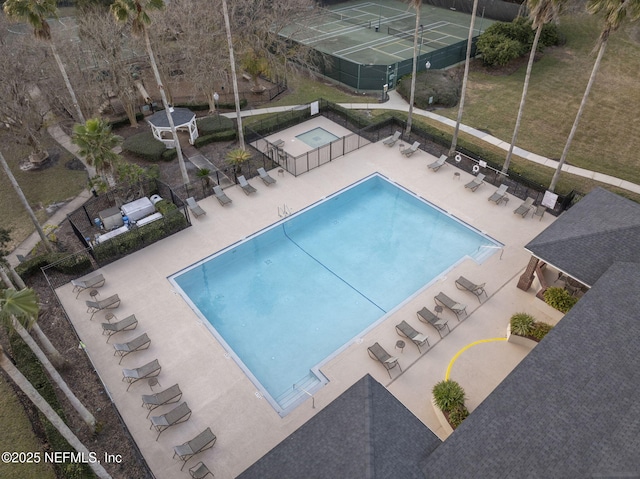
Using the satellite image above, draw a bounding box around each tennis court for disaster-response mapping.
[283,0,495,67]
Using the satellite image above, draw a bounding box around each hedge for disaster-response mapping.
[122,132,168,162]
[16,252,92,279]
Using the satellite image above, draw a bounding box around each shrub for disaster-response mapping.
[197,115,234,134]
[477,32,524,66]
[396,69,461,109]
[15,252,92,278]
[543,286,578,313]
[448,404,470,429]
[193,130,237,148]
[432,379,466,412]
[123,132,167,162]
[109,113,144,129]
[530,321,553,341]
[510,312,535,336]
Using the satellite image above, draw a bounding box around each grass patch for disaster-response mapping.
[0,374,56,479]
[269,72,374,106]
[0,132,87,251]
[436,13,640,185]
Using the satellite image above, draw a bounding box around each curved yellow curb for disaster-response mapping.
[445,338,507,380]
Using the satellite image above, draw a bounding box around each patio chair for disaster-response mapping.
[72,273,105,298]
[427,154,447,172]
[142,383,183,417]
[149,401,191,440]
[416,307,450,338]
[237,175,257,195]
[186,197,206,218]
[86,293,121,320]
[488,184,509,204]
[102,314,138,343]
[532,204,546,221]
[113,332,151,364]
[367,342,401,379]
[257,167,276,186]
[434,292,467,320]
[464,173,485,192]
[402,141,421,157]
[513,197,535,217]
[455,276,487,303]
[213,185,232,206]
[383,130,401,146]
[395,320,430,352]
[122,358,161,391]
[188,461,214,479]
[173,427,217,471]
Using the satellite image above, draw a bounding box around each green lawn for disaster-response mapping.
[0,374,56,479]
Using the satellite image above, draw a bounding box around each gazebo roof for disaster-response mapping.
[525,187,640,285]
[146,107,195,129]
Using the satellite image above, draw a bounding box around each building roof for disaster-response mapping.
[525,187,640,286]
[146,107,195,128]
[421,261,640,478]
[238,374,441,479]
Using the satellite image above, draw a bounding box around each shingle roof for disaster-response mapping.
[525,187,640,286]
[146,107,195,128]
[238,374,441,479]
[422,261,640,478]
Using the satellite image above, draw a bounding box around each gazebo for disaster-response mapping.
[146,107,199,148]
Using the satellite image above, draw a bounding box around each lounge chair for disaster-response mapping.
[186,197,206,218]
[72,273,105,298]
[367,342,401,379]
[237,175,256,195]
[102,314,138,342]
[455,276,487,303]
[402,141,420,157]
[383,130,401,146]
[434,292,467,320]
[141,383,182,418]
[149,401,191,440]
[395,320,430,352]
[416,307,450,338]
[188,462,214,479]
[173,427,217,471]
[427,154,447,172]
[464,173,485,192]
[113,332,151,364]
[212,185,232,206]
[514,197,535,217]
[122,358,161,391]
[532,204,546,221]
[257,167,276,186]
[86,293,121,320]
[488,184,509,204]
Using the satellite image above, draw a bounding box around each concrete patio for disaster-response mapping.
[57,117,563,478]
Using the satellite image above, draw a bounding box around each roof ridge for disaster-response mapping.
[363,375,374,479]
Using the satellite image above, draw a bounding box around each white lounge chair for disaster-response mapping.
[257,167,276,186]
[149,401,191,440]
[86,294,121,320]
[142,384,182,418]
[428,155,447,171]
[465,173,485,192]
[488,184,509,204]
[72,273,105,298]
[237,175,256,195]
[173,427,217,471]
[402,141,420,157]
[514,197,535,217]
[186,197,206,218]
[102,314,138,343]
[113,332,151,364]
[122,358,161,391]
[383,131,401,146]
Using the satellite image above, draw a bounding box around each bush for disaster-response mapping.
[109,113,144,129]
[543,286,578,313]
[396,69,461,109]
[448,404,470,429]
[510,312,535,336]
[193,130,237,148]
[123,132,167,162]
[530,321,553,341]
[432,379,466,412]
[477,32,524,66]
[15,252,92,278]
[197,115,234,134]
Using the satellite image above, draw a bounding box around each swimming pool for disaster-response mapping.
[170,174,501,415]
[296,127,340,148]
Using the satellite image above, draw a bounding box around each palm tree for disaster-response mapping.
[221,0,246,150]
[3,0,85,124]
[449,0,480,157]
[405,0,422,137]
[0,288,97,430]
[0,150,53,253]
[0,344,111,479]
[72,118,122,184]
[549,0,640,191]
[110,0,190,186]
[502,0,565,174]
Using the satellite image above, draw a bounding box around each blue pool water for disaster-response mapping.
[170,174,501,415]
[295,127,340,148]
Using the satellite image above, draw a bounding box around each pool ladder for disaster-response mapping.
[278,204,292,218]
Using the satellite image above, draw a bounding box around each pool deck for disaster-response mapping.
[57,117,563,479]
